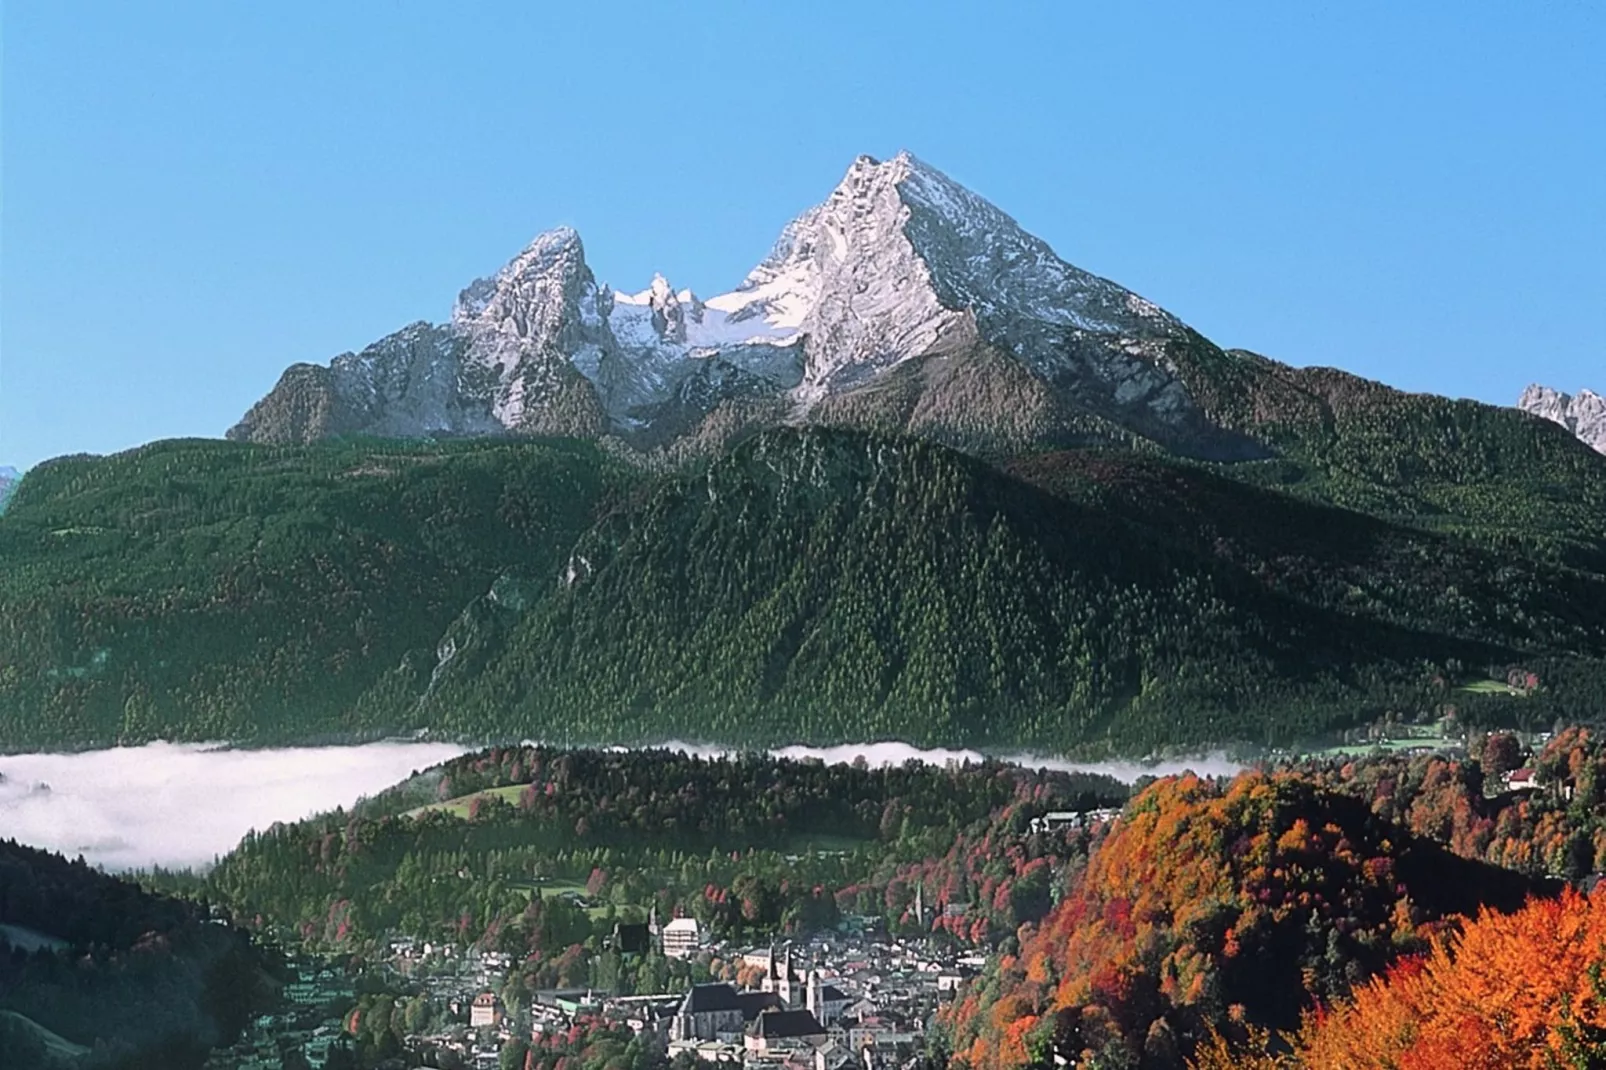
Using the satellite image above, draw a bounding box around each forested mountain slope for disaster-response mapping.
[1190,354,1606,563]
[406,429,1606,751]
[0,437,636,747]
[2,424,1604,751]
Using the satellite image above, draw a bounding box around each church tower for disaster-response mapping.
[776,943,795,1007]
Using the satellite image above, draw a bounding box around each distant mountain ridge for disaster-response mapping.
[229,152,1267,460]
[1519,383,1606,454]
[0,467,19,513]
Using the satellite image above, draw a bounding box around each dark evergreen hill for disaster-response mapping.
[403,429,1606,751]
[2,420,1604,752]
[191,744,1129,951]
[0,838,280,1069]
[1180,350,1606,564]
[0,437,638,747]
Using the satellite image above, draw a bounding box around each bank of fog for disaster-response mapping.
[0,740,1240,872]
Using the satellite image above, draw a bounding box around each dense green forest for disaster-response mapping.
[2,409,1604,751]
[169,746,1126,964]
[408,430,1606,751]
[0,437,635,747]
[0,839,281,1069]
[1181,349,1606,562]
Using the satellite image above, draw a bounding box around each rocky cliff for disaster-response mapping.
[1519,383,1606,454]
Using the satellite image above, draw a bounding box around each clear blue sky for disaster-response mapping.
[3,1,1602,470]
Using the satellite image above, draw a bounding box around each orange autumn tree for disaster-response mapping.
[942,771,1534,1070]
[1290,887,1606,1069]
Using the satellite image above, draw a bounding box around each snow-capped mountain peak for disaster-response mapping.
[726,150,1190,406]
[453,225,591,331]
[232,151,1228,454]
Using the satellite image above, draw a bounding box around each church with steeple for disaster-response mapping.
[760,942,850,1026]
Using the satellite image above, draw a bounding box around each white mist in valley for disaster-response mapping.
[0,741,468,872]
[667,740,1243,783]
[0,739,1241,872]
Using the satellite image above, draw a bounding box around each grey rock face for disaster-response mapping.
[230,151,1253,456]
[1519,384,1606,454]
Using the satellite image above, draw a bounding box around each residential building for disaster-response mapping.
[470,992,501,1029]
[662,917,703,959]
[612,921,652,956]
[745,1009,826,1055]
[1506,768,1542,793]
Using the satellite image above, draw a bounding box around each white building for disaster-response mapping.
[662,917,703,959]
[470,992,501,1028]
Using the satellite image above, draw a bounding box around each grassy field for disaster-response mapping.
[0,1011,89,1062]
[402,783,528,819]
[783,833,870,855]
[1297,728,1460,760]
[506,881,615,918]
[1458,678,1528,697]
[1306,739,1450,759]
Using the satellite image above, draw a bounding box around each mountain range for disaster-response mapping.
[4,153,1605,752]
[227,151,1606,541]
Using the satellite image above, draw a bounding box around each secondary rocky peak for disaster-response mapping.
[1519,384,1606,454]
[646,273,688,343]
[453,226,594,336]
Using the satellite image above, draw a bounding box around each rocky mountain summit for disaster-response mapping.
[230,152,1262,459]
[1519,384,1606,455]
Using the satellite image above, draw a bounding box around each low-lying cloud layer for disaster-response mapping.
[0,741,468,871]
[665,739,1243,783]
[1,739,1242,873]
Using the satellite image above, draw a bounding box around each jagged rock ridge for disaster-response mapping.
[1519,384,1606,454]
[228,152,1268,458]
